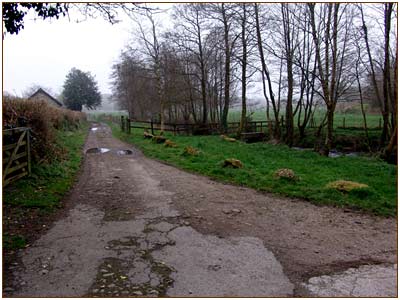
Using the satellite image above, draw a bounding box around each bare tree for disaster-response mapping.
[134,10,166,132]
[308,3,355,155]
[292,5,317,140]
[254,4,281,139]
[205,4,241,132]
[359,3,397,159]
[171,4,211,124]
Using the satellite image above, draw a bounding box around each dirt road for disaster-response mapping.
[7,124,397,297]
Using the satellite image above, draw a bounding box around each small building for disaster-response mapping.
[28,88,63,108]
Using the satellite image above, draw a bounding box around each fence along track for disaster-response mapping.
[120,116,276,135]
[3,127,31,186]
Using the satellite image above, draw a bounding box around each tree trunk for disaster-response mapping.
[381,3,393,147]
[254,4,280,140]
[221,4,231,133]
[356,62,371,151]
[282,4,294,146]
[239,4,247,135]
[323,106,335,155]
[198,22,208,125]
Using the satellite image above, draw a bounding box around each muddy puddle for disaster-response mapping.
[86,148,133,155]
[116,150,133,155]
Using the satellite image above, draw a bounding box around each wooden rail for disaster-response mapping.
[3,127,31,186]
[120,117,278,136]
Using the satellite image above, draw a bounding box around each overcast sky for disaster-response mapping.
[2,4,172,97]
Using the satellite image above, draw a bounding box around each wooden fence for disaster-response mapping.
[120,116,280,136]
[3,127,31,186]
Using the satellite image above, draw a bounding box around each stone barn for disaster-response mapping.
[28,88,63,108]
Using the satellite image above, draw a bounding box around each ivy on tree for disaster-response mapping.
[2,3,68,35]
[62,68,101,111]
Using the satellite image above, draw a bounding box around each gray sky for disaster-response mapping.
[3,5,172,97]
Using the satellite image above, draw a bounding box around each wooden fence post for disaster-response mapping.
[121,116,125,132]
[27,129,31,175]
[151,120,154,135]
[343,117,346,128]
[126,118,131,134]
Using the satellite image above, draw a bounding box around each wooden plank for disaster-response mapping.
[131,126,151,130]
[5,162,28,176]
[3,131,26,181]
[4,171,29,186]
[27,129,31,175]
[2,127,30,135]
[3,141,27,151]
[3,151,27,165]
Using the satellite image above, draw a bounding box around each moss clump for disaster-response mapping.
[164,140,178,148]
[274,168,298,181]
[223,158,243,168]
[326,180,369,192]
[182,146,200,156]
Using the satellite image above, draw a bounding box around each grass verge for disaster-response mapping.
[111,123,397,217]
[3,124,88,250]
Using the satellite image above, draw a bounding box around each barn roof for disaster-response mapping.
[29,88,63,107]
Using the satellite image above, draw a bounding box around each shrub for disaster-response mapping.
[3,99,86,163]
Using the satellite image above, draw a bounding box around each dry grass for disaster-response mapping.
[3,99,86,163]
[182,146,200,156]
[164,140,178,148]
[326,180,369,192]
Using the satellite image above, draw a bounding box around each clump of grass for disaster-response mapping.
[274,168,299,181]
[3,234,26,250]
[223,158,243,168]
[220,135,237,142]
[165,140,178,148]
[144,131,154,139]
[326,180,369,192]
[182,146,200,156]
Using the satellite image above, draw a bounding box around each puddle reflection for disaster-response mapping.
[86,148,133,155]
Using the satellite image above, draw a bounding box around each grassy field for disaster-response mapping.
[228,109,382,128]
[111,123,396,217]
[3,125,88,250]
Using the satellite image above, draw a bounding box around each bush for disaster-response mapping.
[3,99,86,163]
